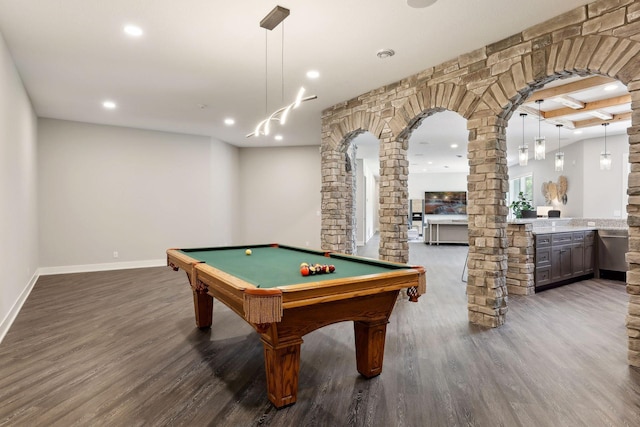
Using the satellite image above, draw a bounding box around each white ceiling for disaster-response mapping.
[0,0,603,161]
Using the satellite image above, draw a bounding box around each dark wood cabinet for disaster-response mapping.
[584,231,595,274]
[550,244,572,281]
[535,230,596,291]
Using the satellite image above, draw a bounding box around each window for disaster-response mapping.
[508,174,533,219]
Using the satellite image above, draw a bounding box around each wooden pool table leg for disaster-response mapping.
[354,318,389,378]
[261,338,303,408]
[191,288,213,329]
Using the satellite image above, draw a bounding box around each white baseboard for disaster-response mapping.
[38,259,167,276]
[0,271,39,344]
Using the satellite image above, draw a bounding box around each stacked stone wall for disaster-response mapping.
[320,0,640,366]
[506,223,535,296]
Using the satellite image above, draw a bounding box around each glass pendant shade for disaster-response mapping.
[518,113,528,166]
[518,145,529,166]
[534,136,546,160]
[600,122,611,171]
[600,152,612,170]
[555,152,564,171]
[534,99,545,160]
[554,123,563,171]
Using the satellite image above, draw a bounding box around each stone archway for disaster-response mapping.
[321,0,640,366]
[490,34,640,364]
[321,111,386,254]
[322,83,481,262]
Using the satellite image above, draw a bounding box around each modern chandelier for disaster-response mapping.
[247,5,317,138]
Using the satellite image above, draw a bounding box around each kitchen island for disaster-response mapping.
[507,218,627,295]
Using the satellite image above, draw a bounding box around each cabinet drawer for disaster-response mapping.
[572,231,584,242]
[536,266,551,287]
[536,234,551,247]
[552,233,572,245]
[536,247,551,266]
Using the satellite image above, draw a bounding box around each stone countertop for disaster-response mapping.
[532,226,596,234]
[509,218,571,225]
[510,217,628,234]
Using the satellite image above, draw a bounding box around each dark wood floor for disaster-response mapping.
[1,240,639,426]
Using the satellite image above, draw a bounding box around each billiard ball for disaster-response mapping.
[329,265,335,273]
[300,266,310,276]
[245,249,252,255]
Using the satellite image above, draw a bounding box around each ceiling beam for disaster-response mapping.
[573,112,632,129]
[543,94,631,119]
[529,76,616,101]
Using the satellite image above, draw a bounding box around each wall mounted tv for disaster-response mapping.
[424,191,467,215]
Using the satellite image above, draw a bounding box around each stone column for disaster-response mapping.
[506,223,535,296]
[320,144,351,253]
[625,78,640,368]
[378,138,409,263]
[344,147,357,254]
[466,114,509,328]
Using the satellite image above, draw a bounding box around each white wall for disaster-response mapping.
[509,134,628,219]
[356,159,365,245]
[0,31,39,341]
[37,119,240,271]
[363,158,378,241]
[356,157,379,246]
[238,146,321,248]
[408,172,467,199]
[582,134,628,218]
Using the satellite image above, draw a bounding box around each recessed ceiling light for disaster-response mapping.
[450,144,458,148]
[102,100,116,109]
[428,161,433,165]
[456,154,462,158]
[604,84,618,91]
[407,0,438,8]
[306,70,320,79]
[124,25,143,37]
[274,134,283,141]
[589,110,613,120]
[224,118,235,125]
[573,130,583,134]
[376,49,395,59]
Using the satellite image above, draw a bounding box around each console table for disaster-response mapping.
[424,218,468,245]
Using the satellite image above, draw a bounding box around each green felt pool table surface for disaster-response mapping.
[179,244,408,289]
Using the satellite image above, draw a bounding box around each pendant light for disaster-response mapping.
[555,124,564,172]
[534,100,546,160]
[247,6,317,138]
[600,122,612,170]
[518,113,528,166]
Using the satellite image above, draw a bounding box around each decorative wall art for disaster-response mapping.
[542,175,568,205]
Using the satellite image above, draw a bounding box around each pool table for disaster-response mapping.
[167,243,426,408]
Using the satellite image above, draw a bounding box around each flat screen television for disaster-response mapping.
[424,191,467,215]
